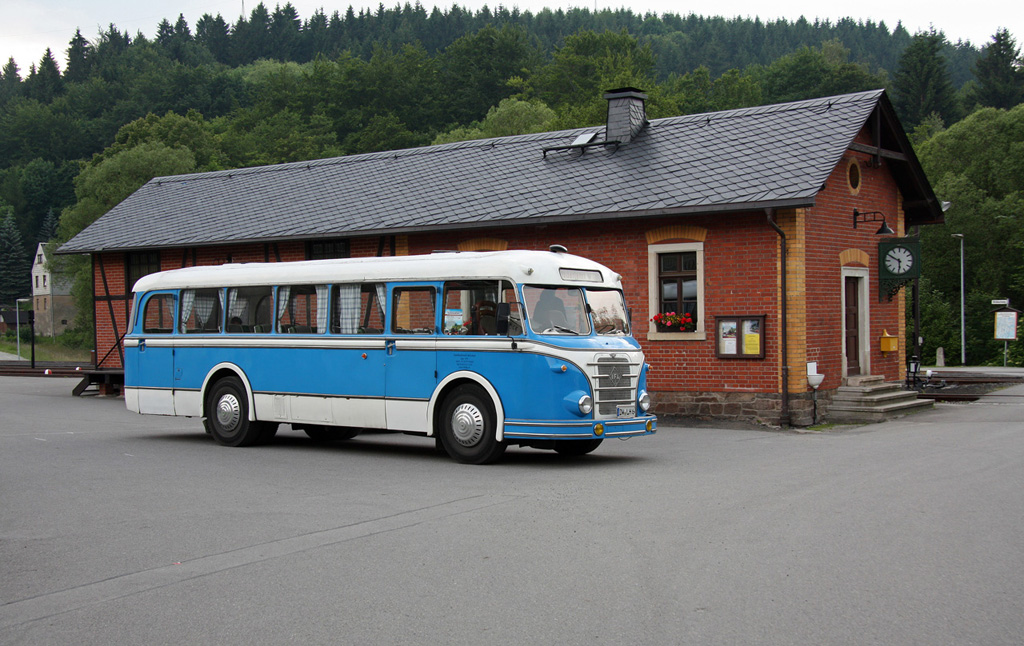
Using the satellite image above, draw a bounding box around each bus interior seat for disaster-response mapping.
[475,300,497,335]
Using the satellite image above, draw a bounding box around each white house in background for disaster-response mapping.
[31,242,75,337]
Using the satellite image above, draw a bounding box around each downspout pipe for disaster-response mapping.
[766,208,791,427]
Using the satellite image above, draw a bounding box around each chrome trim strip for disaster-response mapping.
[503,431,595,438]
[504,420,593,428]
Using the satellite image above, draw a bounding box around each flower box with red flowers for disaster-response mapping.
[650,311,695,333]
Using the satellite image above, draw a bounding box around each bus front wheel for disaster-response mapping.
[439,385,506,465]
[205,376,266,447]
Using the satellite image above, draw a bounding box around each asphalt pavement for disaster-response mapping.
[2,375,1023,645]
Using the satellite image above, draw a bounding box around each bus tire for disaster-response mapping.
[553,438,603,456]
[205,376,264,447]
[439,384,506,465]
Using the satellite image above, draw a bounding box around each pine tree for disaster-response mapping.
[975,29,1023,110]
[0,57,22,106]
[40,208,59,242]
[271,3,303,62]
[23,48,64,102]
[0,207,30,307]
[892,29,958,129]
[64,29,93,82]
[196,14,232,64]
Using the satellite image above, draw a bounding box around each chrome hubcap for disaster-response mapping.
[216,393,241,431]
[451,403,484,446]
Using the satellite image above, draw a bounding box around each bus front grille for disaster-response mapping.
[590,355,639,417]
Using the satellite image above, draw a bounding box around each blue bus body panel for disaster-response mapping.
[171,340,388,398]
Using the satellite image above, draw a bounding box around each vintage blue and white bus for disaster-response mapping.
[124,247,656,463]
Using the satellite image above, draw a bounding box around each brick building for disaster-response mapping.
[58,88,944,425]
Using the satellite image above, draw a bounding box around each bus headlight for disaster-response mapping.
[578,395,594,415]
[638,391,651,412]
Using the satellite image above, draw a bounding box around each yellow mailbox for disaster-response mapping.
[879,329,897,353]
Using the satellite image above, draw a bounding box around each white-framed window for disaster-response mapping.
[647,241,705,340]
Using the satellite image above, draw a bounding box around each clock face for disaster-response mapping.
[885,246,914,275]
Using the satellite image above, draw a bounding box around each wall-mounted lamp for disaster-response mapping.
[808,372,824,425]
[853,209,894,235]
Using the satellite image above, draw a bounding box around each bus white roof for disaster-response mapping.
[131,249,623,293]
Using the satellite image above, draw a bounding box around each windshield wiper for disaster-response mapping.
[551,324,580,335]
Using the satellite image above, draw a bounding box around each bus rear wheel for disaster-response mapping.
[205,376,266,447]
[439,384,506,465]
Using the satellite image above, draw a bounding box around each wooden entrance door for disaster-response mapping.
[845,277,861,376]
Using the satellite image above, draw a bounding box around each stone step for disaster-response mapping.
[826,376,933,424]
[844,374,886,387]
[835,386,925,401]
[829,398,933,423]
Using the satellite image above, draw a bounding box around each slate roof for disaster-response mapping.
[59,89,942,255]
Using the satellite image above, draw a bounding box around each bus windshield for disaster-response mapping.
[587,288,630,335]
[524,285,591,335]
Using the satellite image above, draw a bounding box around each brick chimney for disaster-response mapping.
[604,87,648,145]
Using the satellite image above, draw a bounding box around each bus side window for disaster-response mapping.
[179,288,223,333]
[392,286,436,334]
[226,286,273,333]
[277,285,328,334]
[441,280,513,335]
[142,293,175,334]
[332,283,385,334]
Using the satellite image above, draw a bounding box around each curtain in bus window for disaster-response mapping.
[336,285,360,334]
[315,285,329,334]
[194,294,215,330]
[276,287,290,331]
[375,284,386,317]
[228,290,248,322]
[179,289,195,333]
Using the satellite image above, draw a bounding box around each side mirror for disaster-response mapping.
[496,302,510,336]
[496,302,524,337]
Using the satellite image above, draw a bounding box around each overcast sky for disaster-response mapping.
[2,0,1019,73]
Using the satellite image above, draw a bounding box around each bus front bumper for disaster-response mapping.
[501,415,656,441]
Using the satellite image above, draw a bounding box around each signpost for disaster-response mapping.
[992,299,1019,367]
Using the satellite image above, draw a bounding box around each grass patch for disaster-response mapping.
[807,422,842,432]
[0,337,91,363]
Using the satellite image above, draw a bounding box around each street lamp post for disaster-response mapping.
[952,234,965,365]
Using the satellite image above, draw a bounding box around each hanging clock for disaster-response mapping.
[878,237,921,299]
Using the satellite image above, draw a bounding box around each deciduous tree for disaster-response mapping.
[915,104,1024,364]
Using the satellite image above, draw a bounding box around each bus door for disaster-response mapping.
[134,291,177,415]
[384,284,439,431]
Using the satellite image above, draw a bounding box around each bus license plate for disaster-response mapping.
[616,404,636,418]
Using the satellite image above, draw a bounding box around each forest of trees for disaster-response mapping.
[0,3,1021,365]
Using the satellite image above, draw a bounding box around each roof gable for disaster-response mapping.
[59,89,941,255]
